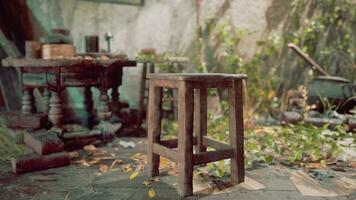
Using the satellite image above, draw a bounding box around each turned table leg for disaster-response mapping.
[97,88,111,121]
[43,88,50,114]
[22,88,36,114]
[49,90,63,129]
[111,85,119,102]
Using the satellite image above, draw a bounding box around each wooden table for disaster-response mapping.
[1,57,136,129]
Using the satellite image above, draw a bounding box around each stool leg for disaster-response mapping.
[147,81,162,177]
[228,79,245,183]
[177,81,194,196]
[194,86,207,154]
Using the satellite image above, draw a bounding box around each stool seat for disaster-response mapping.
[147,73,246,197]
[147,73,247,81]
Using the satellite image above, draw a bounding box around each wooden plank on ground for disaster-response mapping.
[290,171,355,197]
[240,176,266,190]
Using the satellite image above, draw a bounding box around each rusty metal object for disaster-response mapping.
[85,35,99,53]
[288,43,329,76]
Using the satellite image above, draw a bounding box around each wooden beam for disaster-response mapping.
[147,80,163,176]
[203,136,230,150]
[177,81,194,196]
[194,84,207,154]
[193,148,234,165]
[229,79,245,183]
[160,136,198,148]
[152,143,178,163]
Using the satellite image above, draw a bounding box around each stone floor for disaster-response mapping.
[0,137,355,200]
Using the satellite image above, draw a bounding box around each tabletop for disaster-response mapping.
[1,57,137,68]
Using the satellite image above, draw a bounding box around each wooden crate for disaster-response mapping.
[42,44,76,59]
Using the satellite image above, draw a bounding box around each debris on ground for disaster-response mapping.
[290,170,356,197]
[119,140,136,148]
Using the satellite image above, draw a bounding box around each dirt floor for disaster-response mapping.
[0,137,355,200]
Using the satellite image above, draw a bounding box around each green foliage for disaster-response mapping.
[197,0,356,119]
[0,130,26,161]
[161,112,345,171]
[285,0,356,81]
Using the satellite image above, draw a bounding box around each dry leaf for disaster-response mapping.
[136,164,145,171]
[148,187,156,198]
[129,171,140,180]
[84,145,97,152]
[67,151,79,159]
[306,163,322,169]
[88,159,101,165]
[130,153,142,159]
[153,177,160,182]
[143,180,152,186]
[351,161,356,169]
[95,172,103,177]
[94,156,115,160]
[99,165,108,173]
[110,159,124,168]
[82,160,90,167]
[122,164,133,173]
[71,159,85,164]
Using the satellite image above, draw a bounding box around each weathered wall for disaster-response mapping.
[26,0,293,108]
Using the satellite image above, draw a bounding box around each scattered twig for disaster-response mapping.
[87,168,96,193]
[64,192,70,200]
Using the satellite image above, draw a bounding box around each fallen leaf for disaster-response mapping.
[148,187,156,198]
[67,151,79,159]
[71,159,85,164]
[84,145,97,152]
[82,160,90,167]
[136,164,145,171]
[99,165,108,173]
[143,180,152,186]
[130,171,140,180]
[88,159,101,165]
[110,159,124,168]
[122,164,133,173]
[95,172,103,177]
[306,163,322,169]
[153,177,160,182]
[94,156,115,160]
[351,161,356,169]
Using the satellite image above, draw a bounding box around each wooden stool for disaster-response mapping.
[146,73,247,196]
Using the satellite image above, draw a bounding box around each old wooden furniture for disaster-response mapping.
[1,57,136,129]
[146,73,247,196]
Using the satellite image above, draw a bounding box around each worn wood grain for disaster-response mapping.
[194,84,207,154]
[229,79,245,183]
[152,143,178,162]
[193,148,234,165]
[177,81,194,196]
[147,80,163,177]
